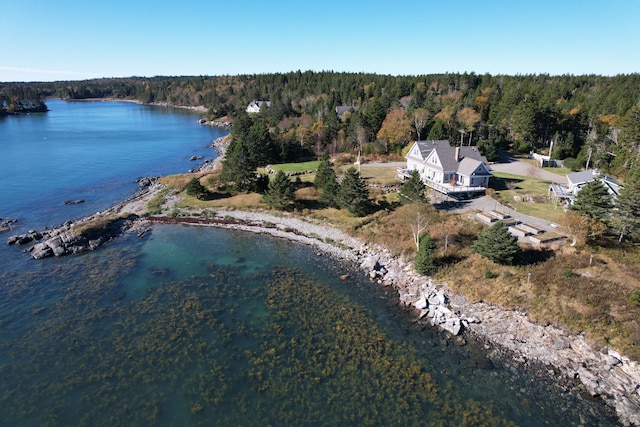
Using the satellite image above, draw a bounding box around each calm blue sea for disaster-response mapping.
[0,101,617,426]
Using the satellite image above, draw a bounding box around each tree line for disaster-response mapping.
[2,72,639,176]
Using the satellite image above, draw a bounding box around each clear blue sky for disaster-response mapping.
[2,0,639,82]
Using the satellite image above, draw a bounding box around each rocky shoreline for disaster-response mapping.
[144,209,640,426]
[4,173,640,424]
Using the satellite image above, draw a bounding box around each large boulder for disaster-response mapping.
[30,243,52,259]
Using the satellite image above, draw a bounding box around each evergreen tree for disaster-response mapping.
[414,233,438,275]
[320,175,339,208]
[399,170,426,204]
[314,153,335,189]
[185,177,208,200]
[472,221,521,265]
[612,165,640,242]
[221,115,277,192]
[314,153,339,207]
[611,106,640,174]
[220,137,258,192]
[221,115,257,191]
[337,167,371,217]
[427,119,447,140]
[263,170,296,210]
[571,179,613,223]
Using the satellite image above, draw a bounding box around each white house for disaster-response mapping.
[403,140,492,196]
[246,100,271,113]
[549,169,622,205]
[567,169,622,197]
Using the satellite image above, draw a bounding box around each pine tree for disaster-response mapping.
[471,221,521,265]
[399,170,426,204]
[314,153,335,189]
[612,165,640,242]
[221,115,277,192]
[319,176,339,208]
[314,153,339,207]
[571,179,613,223]
[263,170,295,210]
[337,167,370,217]
[185,177,208,200]
[414,233,437,275]
[427,119,447,140]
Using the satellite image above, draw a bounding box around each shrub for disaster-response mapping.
[631,290,640,307]
[484,269,498,279]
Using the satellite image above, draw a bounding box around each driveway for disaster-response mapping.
[490,153,566,184]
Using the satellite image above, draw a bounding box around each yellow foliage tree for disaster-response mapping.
[563,210,606,247]
[456,107,481,145]
[376,108,412,152]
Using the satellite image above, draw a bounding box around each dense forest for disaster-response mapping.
[2,72,639,176]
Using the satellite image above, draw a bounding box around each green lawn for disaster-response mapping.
[490,171,566,225]
[519,158,574,177]
[339,164,400,185]
[265,162,402,186]
[269,161,321,173]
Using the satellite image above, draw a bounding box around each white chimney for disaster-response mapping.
[455,146,460,162]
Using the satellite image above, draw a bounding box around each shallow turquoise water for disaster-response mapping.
[0,102,618,426]
[0,226,618,426]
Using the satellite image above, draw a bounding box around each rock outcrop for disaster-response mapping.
[356,244,640,426]
[359,249,464,336]
[0,218,18,233]
[7,214,143,259]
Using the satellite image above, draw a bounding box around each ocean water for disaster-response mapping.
[0,101,618,426]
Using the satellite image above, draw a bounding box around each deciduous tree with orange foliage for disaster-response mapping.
[376,108,413,153]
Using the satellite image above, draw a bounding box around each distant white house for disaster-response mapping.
[549,169,622,205]
[246,100,271,113]
[401,140,492,197]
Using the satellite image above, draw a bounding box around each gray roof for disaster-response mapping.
[457,157,489,177]
[414,140,452,158]
[567,169,598,185]
[428,146,489,173]
[335,106,359,118]
[567,169,620,186]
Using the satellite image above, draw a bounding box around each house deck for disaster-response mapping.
[549,184,572,199]
[425,180,487,197]
[397,168,487,197]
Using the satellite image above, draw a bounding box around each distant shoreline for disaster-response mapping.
[62,97,208,113]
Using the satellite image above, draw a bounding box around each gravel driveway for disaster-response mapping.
[490,154,566,184]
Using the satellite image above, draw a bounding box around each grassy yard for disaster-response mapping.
[519,158,574,176]
[490,171,566,225]
[339,164,401,185]
[268,161,321,173]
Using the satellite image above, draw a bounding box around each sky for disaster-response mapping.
[2,0,639,82]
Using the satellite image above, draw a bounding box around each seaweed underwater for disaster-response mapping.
[0,228,618,426]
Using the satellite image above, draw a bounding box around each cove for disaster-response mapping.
[0,100,618,425]
[0,225,618,426]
